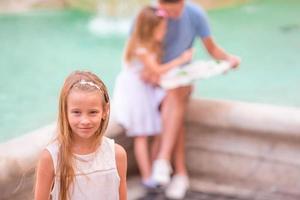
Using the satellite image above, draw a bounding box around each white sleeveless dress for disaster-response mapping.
[46,137,120,200]
[112,48,165,137]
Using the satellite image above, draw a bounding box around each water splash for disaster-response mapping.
[88,17,132,36]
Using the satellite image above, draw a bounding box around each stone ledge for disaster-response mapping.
[187,98,300,138]
[1,98,300,199]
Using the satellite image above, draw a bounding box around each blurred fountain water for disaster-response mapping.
[89,0,152,36]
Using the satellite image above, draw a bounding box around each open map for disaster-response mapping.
[160,60,232,89]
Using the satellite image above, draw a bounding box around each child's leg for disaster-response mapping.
[133,136,151,181]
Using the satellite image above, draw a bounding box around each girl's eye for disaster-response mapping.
[71,110,81,114]
[90,110,99,115]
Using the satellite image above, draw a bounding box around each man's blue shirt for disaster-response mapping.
[162,3,211,63]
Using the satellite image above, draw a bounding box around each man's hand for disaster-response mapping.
[227,55,241,69]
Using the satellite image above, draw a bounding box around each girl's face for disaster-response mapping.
[67,89,104,141]
[154,19,167,42]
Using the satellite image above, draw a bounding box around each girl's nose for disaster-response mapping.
[80,116,91,125]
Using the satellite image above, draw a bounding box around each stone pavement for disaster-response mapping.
[135,190,300,200]
[127,177,249,200]
[127,176,300,200]
[136,190,250,200]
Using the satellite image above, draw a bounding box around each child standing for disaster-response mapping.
[113,6,192,189]
[35,71,127,200]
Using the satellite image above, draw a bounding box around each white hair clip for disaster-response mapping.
[78,79,100,90]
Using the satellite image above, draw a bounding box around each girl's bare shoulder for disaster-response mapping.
[114,143,127,160]
[37,149,54,173]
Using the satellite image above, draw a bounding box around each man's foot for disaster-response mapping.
[151,159,172,186]
[165,175,189,199]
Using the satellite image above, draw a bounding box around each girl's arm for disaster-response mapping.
[138,48,193,75]
[115,144,127,200]
[34,150,54,200]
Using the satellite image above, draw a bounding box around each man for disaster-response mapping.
[151,0,240,199]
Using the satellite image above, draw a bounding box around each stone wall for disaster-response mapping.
[185,99,300,198]
[1,98,299,199]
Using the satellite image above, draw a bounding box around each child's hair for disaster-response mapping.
[124,6,166,62]
[56,70,110,200]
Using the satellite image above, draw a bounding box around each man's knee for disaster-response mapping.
[164,86,191,110]
[164,90,181,105]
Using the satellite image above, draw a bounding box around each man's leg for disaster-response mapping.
[157,87,185,160]
[150,135,161,162]
[151,87,185,185]
[172,124,187,175]
[152,86,191,185]
[165,86,192,199]
[173,86,191,175]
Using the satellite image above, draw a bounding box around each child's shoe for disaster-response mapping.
[142,178,158,189]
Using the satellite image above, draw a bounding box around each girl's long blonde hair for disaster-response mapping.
[57,70,110,200]
[124,6,165,63]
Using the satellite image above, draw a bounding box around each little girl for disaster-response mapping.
[113,6,192,188]
[35,71,127,200]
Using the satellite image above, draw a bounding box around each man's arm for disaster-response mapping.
[202,36,240,68]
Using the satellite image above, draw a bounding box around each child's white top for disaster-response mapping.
[46,136,120,200]
[112,47,165,136]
